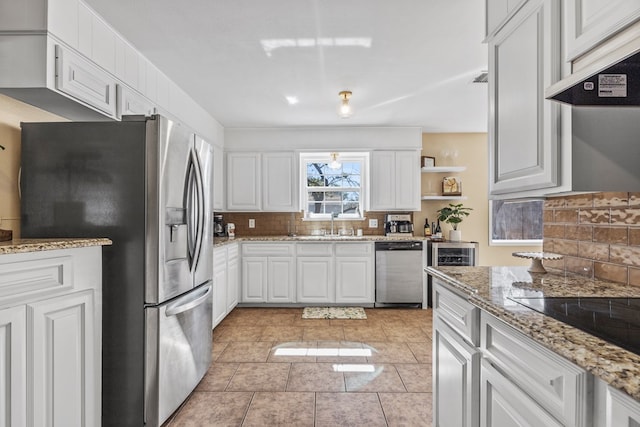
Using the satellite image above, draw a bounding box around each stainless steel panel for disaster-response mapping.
[375,249,423,303]
[145,283,212,426]
[193,135,213,287]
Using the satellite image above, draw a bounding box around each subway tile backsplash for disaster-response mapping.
[543,192,640,286]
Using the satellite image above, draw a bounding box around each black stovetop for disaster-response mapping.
[508,296,640,356]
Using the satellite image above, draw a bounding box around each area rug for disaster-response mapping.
[302,307,367,319]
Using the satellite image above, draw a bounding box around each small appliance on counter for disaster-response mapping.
[214,214,226,237]
[226,223,236,238]
[384,213,413,237]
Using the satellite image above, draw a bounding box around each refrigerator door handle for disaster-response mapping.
[190,149,205,271]
[186,159,197,266]
[165,282,212,317]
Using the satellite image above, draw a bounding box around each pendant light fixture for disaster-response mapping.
[329,152,342,169]
[338,90,353,118]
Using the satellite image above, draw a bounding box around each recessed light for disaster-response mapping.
[285,96,299,105]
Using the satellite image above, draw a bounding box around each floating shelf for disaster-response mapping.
[421,195,468,201]
[421,166,466,173]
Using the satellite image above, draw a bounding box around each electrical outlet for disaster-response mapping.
[369,219,378,228]
[249,219,255,228]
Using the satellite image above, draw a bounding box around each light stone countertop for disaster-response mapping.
[426,265,640,402]
[213,234,431,247]
[0,238,113,255]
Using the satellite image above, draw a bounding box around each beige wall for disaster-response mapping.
[417,133,540,266]
[0,94,67,238]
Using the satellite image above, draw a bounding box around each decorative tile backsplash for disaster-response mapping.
[543,192,640,286]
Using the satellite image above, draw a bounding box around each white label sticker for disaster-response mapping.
[598,74,627,97]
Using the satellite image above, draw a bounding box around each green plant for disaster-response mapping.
[436,203,472,230]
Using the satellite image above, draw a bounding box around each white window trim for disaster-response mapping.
[488,199,544,247]
[299,152,369,220]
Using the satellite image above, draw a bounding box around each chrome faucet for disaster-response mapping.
[330,212,337,236]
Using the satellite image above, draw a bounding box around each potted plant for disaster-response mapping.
[436,203,472,241]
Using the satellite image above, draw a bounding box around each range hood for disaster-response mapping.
[546,31,640,105]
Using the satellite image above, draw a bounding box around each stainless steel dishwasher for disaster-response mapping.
[375,241,424,307]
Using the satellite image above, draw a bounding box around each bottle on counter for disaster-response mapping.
[434,220,442,239]
[424,218,431,237]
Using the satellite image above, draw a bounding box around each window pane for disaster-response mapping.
[343,201,359,213]
[491,200,543,240]
[342,174,361,188]
[325,204,342,215]
[308,202,324,214]
[325,191,341,201]
[342,162,360,175]
[342,191,359,202]
[308,191,324,202]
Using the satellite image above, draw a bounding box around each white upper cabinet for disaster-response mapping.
[565,0,640,61]
[212,145,225,211]
[116,85,155,118]
[262,152,298,212]
[488,0,563,196]
[485,0,526,38]
[370,150,420,211]
[226,152,262,211]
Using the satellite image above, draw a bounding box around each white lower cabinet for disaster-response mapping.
[334,243,374,303]
[241,243,295,303]
[606,385,640,427]
[296,257,334,303]
[267,257,296,302]
[433,312,480,427]
[213,243,240,327]
[0,246,103,427]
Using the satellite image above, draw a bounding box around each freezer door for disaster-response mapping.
[148,117,196,304]
[144,283,212,426]
[192,135,213,287]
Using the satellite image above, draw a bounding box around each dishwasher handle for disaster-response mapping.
[375,241,423,251]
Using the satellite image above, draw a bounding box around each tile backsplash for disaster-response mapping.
[217,212,388,237]
[543,192,640,286]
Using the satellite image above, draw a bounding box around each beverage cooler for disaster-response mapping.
[425,241,478,307]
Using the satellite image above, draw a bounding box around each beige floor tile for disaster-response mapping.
[382,326,431,342]
[212,341,229,361]
[217,341,274,363]
[407,341,432,364]
[242,392,315,427]
[343,326,389,342]
[226,362,291,392]
[215,326,265,342]
[379,392,433,426]
[315,392,387,427]
[396,363,433,392]
[267,341,318,363]
[259,325,304,341]
[257,312,298,326]
[302,326,345,341]
[314,340,368,363]
[291,318,333,327]
[366,342,419,364]
[286,363,345,392]
[328,318,370,326]
[195,363,239,392]
[169,391,253,427]
[344,364,407,392]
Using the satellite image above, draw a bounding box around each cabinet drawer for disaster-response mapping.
[296,243,333,257]
[433,280,478,346]
[335,242,372,256]
[242,243,294,257]
[481,311,590,427]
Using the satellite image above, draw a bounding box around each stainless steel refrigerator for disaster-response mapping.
[20,115,213,426]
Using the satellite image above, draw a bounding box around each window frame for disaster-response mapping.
[299,152,369,220]
[489,198,544,246]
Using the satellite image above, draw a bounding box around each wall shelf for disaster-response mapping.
[421,195,468,201]
[421,166,467,173]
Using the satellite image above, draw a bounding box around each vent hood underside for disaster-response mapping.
[546,32,640,106]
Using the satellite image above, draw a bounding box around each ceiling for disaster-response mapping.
[84,0,488,132]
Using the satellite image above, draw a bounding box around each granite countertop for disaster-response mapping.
[0,238,113,255]
[426,265,640,401]
[214,234,430,247]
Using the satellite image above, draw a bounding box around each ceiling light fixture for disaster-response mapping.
[338,90,353,118]
[329,152,342,169]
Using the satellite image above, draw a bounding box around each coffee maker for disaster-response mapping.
[214,214,226,237]
[384,213,414,237]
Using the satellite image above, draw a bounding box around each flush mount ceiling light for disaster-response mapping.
[329,152,342,169]
[338,90,353,118]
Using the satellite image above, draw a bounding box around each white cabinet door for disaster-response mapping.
[226,153,261,211]
[263,152,298,212]
[335,257,373,303]
[296,257,334,303]
[607,386,640,427]
[29,290,97,427]
[480,359,563,427]
[213,247,228,328]
[433,316,481,427]
[48,0,79,48]
[0,306,27,427]
[116,85,155,118]
[226,253,239,312]
[241,257,267,302]
[394,150,421,211]
[370,151,396,211]
[488,0,562,196]
[213,145,225,211]
[267,257,296,302]
[565,0,640,60]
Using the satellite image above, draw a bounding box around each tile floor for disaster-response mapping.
[164,307,433,426]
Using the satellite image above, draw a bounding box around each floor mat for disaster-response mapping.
[302,307,367,319]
